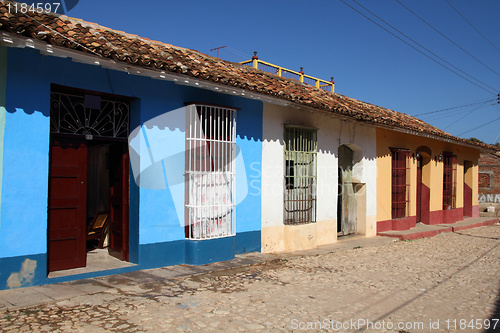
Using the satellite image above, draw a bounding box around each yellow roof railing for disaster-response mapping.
[240,52,334,93]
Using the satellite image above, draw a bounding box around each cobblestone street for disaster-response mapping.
[1,225,499,332]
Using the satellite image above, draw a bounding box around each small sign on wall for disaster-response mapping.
[479,193,500,203]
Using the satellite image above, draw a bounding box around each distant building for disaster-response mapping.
[478,152,500,215]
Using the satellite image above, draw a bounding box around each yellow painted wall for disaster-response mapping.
[459,150,480,206]
[376,147,392,222]
[376,128,480,222]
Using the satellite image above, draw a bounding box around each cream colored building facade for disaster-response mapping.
[260,102,483,254]
[261,103,378,253]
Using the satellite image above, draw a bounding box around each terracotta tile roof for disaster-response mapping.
[0,1,495,150]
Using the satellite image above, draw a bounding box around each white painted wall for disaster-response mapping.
[262,103,377,229]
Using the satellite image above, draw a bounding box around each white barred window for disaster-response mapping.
[185,104,237,240]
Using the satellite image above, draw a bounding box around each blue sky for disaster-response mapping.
[68,0,500,144]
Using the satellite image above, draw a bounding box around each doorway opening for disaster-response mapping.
[337,145,356,236]
[47,87,132,277]
[416,147,431,224]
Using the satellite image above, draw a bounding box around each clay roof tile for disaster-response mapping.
[0,1,495,150]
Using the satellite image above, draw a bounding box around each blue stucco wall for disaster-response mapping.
[0,49,51,259]
[0,47,262,290]
[0,46,7,241]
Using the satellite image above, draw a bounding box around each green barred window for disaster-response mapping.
[284,126,317,225]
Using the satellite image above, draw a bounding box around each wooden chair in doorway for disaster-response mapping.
[87,212,109,249]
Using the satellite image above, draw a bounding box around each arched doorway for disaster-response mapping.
[337,145,357,235]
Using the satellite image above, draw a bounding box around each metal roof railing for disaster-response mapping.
[240,52,335,93]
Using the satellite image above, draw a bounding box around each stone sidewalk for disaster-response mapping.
[0,235,396,311]
[1,224,499,332]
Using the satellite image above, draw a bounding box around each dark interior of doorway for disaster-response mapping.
[86,141,120,258]
[337,168,343,234]
[86,139,130,263]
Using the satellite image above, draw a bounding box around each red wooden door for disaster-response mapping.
[416,156,422,223]
[48,140,87,272]
[109,144,129,261]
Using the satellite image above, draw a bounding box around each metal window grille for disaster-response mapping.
[185,104,237,240]
[391,149,410,219]
[50,91,129,138]
[284,126,317,225]
[443,153,457,209]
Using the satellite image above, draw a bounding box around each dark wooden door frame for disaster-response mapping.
[47,139,87,272]
[48,136,130,272]
[416,156,423,223]
[109,143,129,261]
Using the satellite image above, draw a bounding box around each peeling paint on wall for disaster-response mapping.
[7,258,37,288]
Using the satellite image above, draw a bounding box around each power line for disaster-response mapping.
[21,12,102,58]
[492,121,500,143]
[395,0,500,78]
[225,47,252,60]
[458,116,500,136]
[446,0,500,53]
[443,104,488,130]
[350,0,498,94]
[340,0,497,95]
[422,106,488,122]
[422,101,498,122]
[413,98,496,116]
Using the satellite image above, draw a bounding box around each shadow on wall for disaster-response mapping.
[129,101,263,229]
[262,109,376,162]
[261,108,377,186]
[6,107,49,117]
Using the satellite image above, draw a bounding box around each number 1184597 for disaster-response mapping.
[6,2,61,14]
[445,319,498,330]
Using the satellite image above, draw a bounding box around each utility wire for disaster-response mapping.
[350,0,498,94]
[422,101,498,122]
[413,98,496,116]
[395,0,500,78]
[446,0,500,53]
[340,0,497,95]
[422,106,488,122]
[458,116,500,136]
[492,122,500,144]
[225,47,252,60]
[443,104,488,130]
[20,12,103,58]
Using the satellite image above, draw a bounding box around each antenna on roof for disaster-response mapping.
[210,46,227,59]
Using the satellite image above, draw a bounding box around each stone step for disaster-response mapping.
[377,217,498,241]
